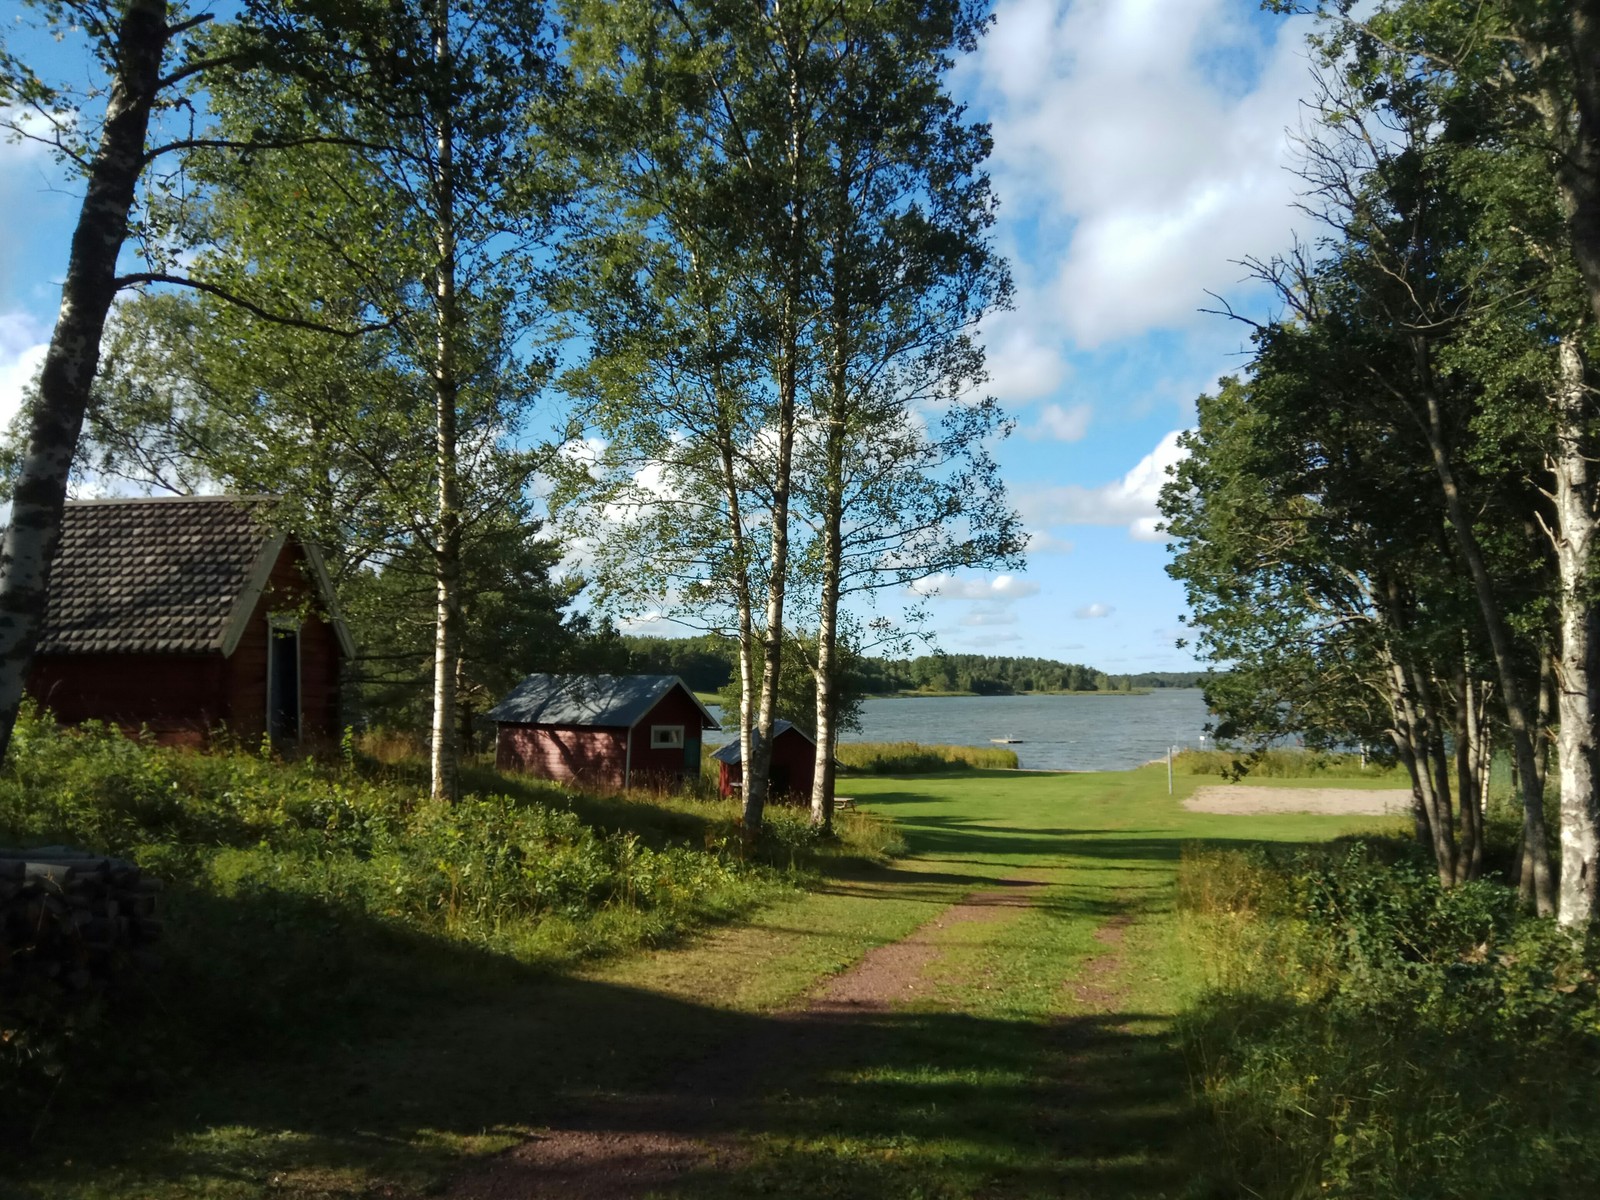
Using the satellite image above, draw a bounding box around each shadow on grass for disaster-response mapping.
[7,868,1197,1200]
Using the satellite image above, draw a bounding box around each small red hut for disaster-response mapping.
[489,674,720,790]
[26,495,355,746]
[710,719,817,803]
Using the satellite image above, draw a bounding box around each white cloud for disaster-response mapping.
[911,572,1041,601]
[1025,401,1092,442]
[0,311,48,433]
[969,0,1315,349]
[1025,529,1075,554]
[962,608,1020,626]
[982,310,1071,404]
[1019,428,1188,540]
[1074,602,1114,619]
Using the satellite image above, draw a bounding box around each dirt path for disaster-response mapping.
[446,876,1052,1200]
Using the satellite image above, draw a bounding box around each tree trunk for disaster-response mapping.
[1416,356,1555,912]
[741,33,805,845]
[1551,338,1600,925]
[810,247,850,837]
[428,2,462,803]
[0,0,171,767]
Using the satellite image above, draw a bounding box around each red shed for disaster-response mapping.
[489,674,720,791]
[25,495,355,747]
[710,719,817,804]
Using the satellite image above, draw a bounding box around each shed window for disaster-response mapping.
[650,725,684,749]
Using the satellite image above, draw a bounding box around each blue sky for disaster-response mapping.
[0,0,1320,673]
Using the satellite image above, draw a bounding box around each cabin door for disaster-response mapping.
[268,620,301,742]
[684,736,701,778]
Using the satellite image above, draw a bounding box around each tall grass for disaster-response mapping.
[836,740,1019,773]
[1175,746,1406,779]
[1178,841,1600,1198]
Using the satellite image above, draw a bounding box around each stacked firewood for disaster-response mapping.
[0,848,161,995]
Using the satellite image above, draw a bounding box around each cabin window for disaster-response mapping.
[650,725,684,749]
[268,616,301,742]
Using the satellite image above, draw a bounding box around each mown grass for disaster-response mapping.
[837,740,1020,772]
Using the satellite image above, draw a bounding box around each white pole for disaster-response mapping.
[1167,744,1173,795]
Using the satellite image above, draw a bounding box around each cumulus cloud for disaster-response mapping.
[962,608,1020,627]
[1019,429,1187,541]
[1025,401,1092,442]
[982,310,1071,405]
[1025,529,1075,554]
[968,0,1314,349]
[1074,602,1114,619]
[911,572,1042,601]
[0,311,48,433]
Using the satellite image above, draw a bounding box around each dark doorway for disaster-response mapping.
[770,764,791,799]
[269,625,300,742]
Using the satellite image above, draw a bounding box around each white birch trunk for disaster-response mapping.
[1551,338,1600,925]
[428,1,463,802]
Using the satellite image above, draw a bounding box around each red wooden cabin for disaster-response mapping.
[490,674,720,791]
[26,495,355,747]
[711,719,817,804]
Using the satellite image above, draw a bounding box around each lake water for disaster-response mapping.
[711,690,1215,772]
[844,690,1214,771]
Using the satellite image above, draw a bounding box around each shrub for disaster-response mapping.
[1179,842,1600,1198]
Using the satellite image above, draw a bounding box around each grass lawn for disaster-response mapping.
[6,764,1400,1200]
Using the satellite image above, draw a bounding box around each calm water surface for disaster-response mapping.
[844,690,1214,772]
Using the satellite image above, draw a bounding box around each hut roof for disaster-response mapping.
[36,495,353,657]
[488,673,720,730]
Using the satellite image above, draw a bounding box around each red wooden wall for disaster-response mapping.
[26,542,343,746]
[495,684,714,791]
[717,726,817,804]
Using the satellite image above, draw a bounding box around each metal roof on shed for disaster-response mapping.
[710,719,814,764]
[488,673,720,730]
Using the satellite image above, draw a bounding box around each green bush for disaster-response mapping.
[836,740,1019,773]
[1179,842,1600,1198]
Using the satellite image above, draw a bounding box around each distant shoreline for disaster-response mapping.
[867,688,1157,699]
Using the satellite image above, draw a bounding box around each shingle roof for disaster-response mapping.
[710,719,814,764]
[36,496,278,655]
[488,673,720,730]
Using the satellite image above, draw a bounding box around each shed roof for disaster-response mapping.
[488,673,720,730]
[35,495,355,657]
[710,719,814,764]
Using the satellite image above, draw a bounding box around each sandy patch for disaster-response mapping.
[1184,784,1412,816]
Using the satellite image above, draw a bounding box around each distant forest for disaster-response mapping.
[617,635,1208,696]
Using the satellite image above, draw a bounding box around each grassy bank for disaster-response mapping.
[1176,746,1408,780]
[0,708,897,1164]
[836,740,1020,772]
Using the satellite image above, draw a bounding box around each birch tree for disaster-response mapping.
[195,0,567,799]
[797,0,1020,833]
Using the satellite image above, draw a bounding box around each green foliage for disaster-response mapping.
[1180,842,1600,1198]
[0,704,899,1128]
[835,741,1018,773]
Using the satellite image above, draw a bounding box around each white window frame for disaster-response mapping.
[650,724,685,749]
